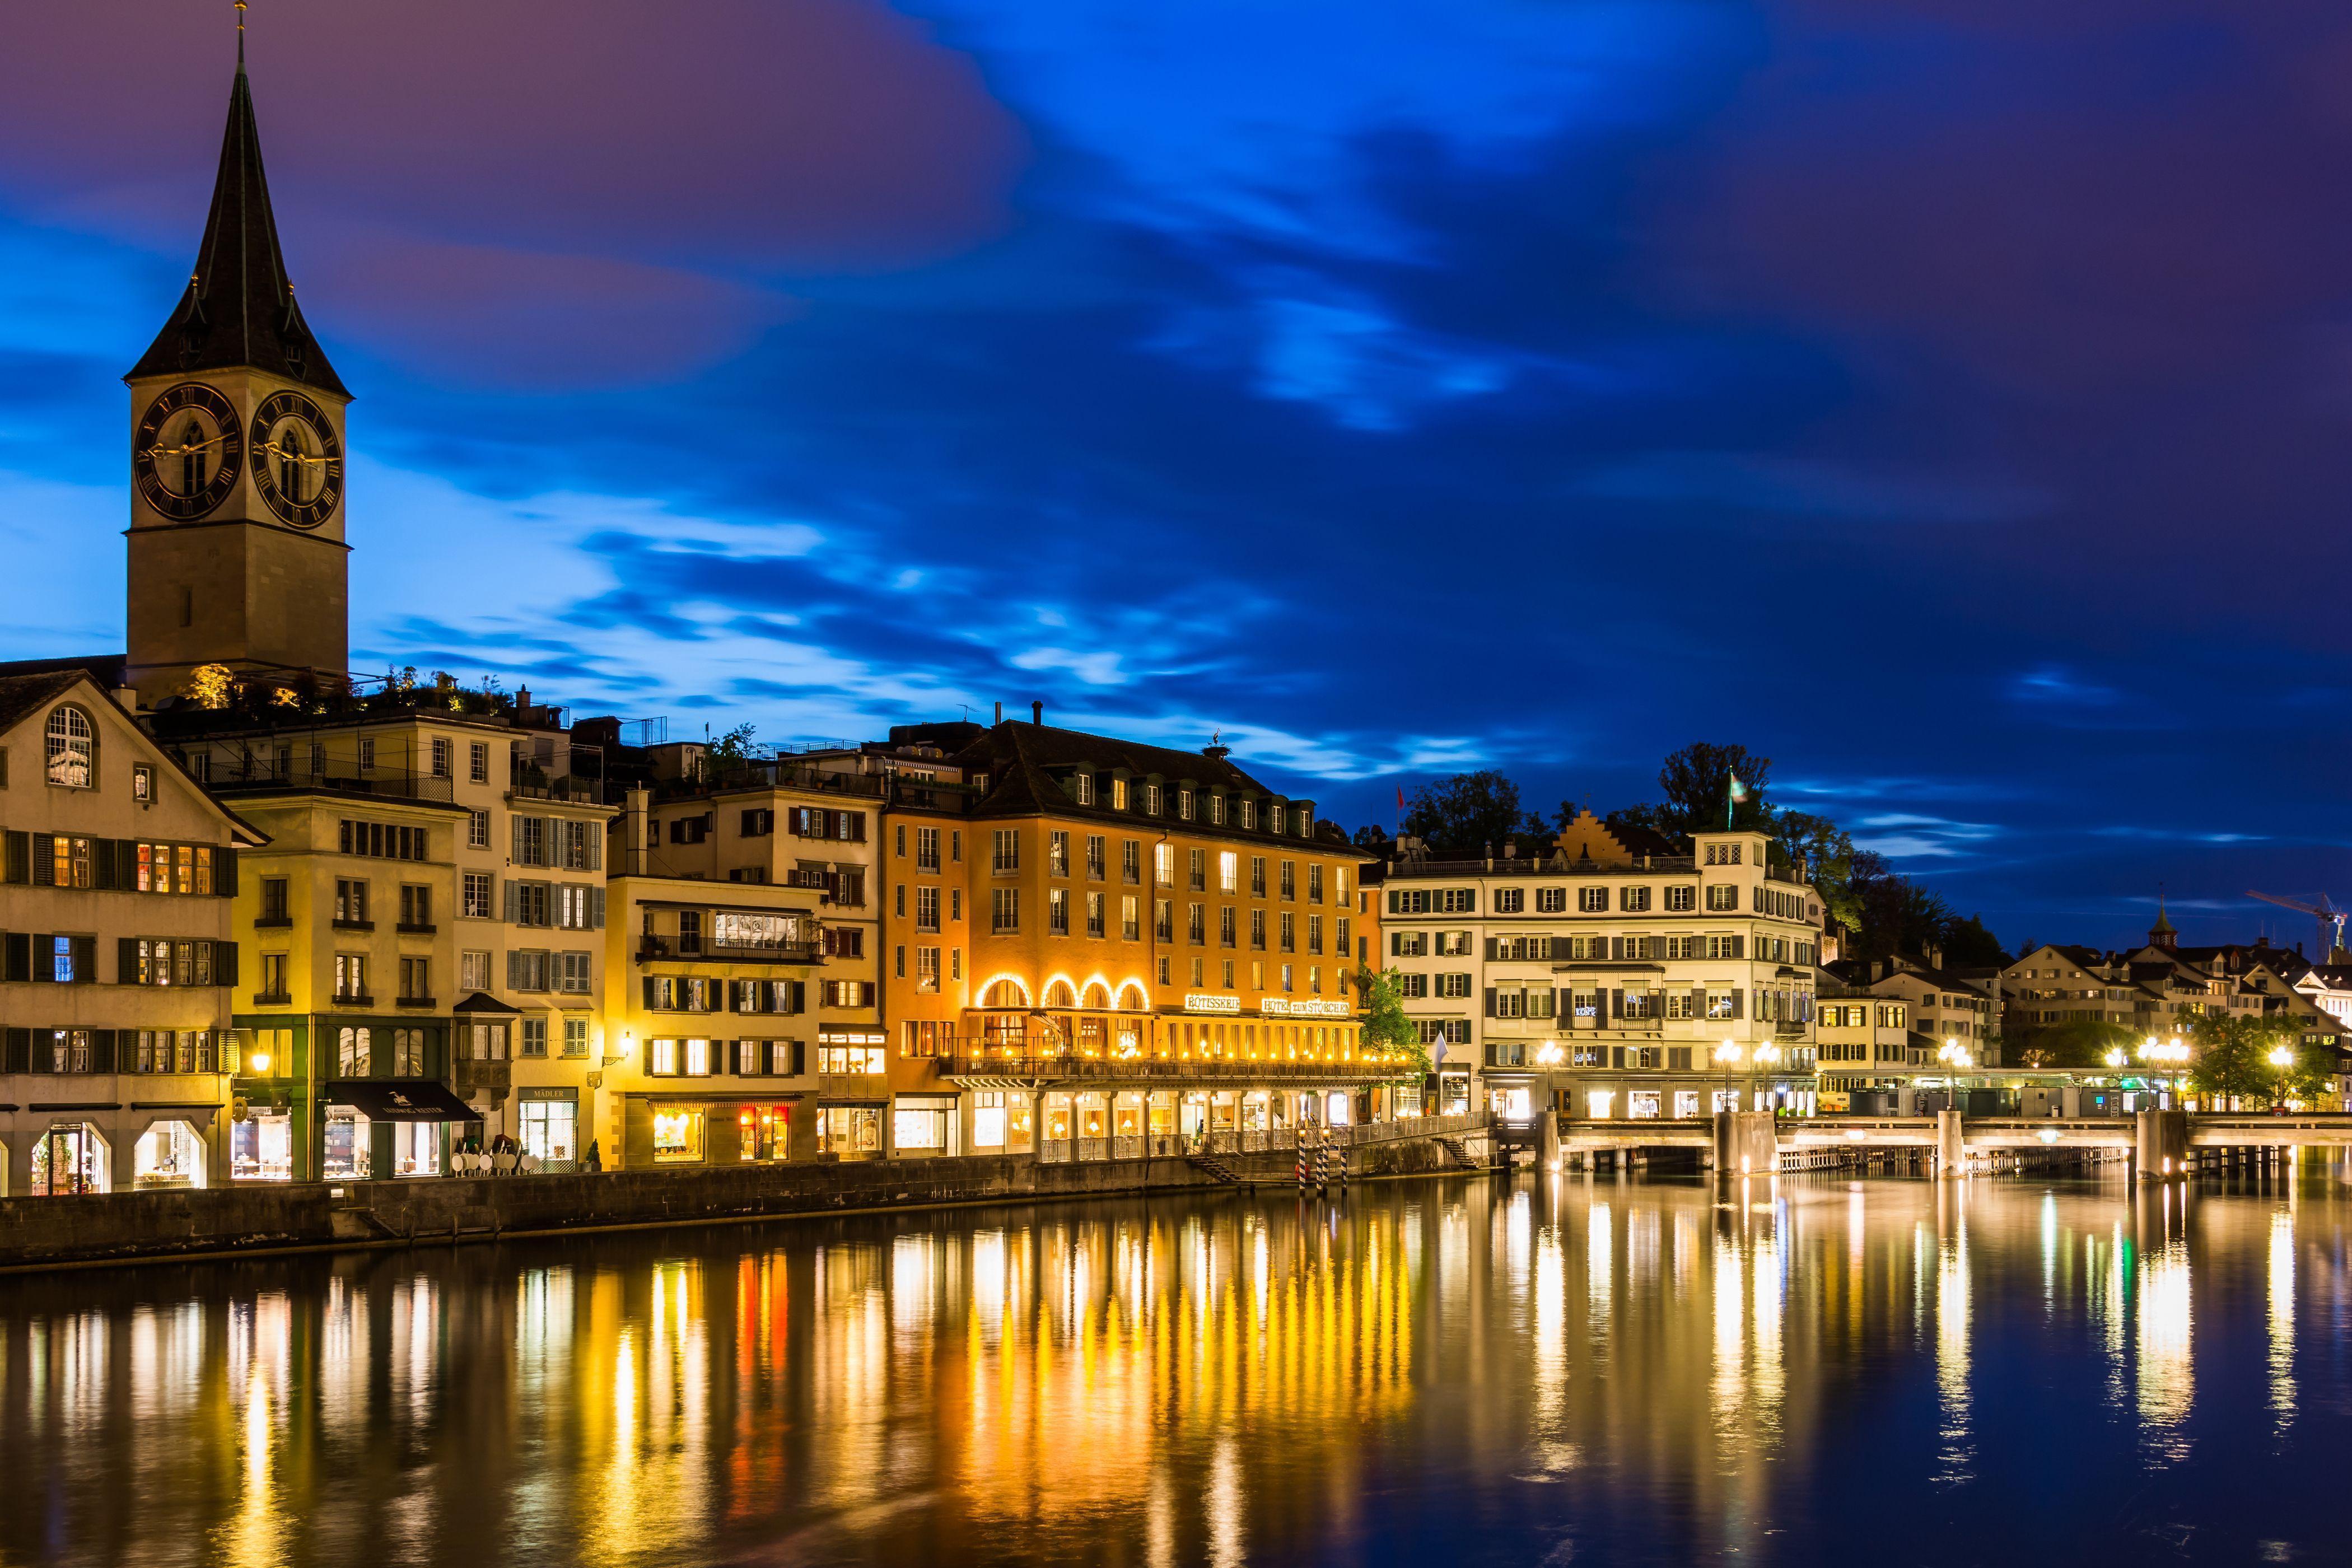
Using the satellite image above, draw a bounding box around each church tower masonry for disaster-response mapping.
[124,42,351,707]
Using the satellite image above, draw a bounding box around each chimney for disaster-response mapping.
[993,702,1002,725]
[1032,701,1043,726]
[625,785,651,875]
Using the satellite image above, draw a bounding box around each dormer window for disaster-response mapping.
[1143,783,1162,816]
[1070,772,1095,806]
[44,706,93,789]
[1178,788,1194,821]
[1208,794,1225,826]
[1239,799,1256,831]
[1293,805,1311,836]
[1112,777,1129,811]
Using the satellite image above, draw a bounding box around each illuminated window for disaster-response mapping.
[44,707,92,788]
[652,1108,704,1162]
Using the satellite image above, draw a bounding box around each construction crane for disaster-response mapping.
[2246,890,2350,963]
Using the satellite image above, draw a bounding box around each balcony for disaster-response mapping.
[635,935,824,965]
[507,769,604,804]
[1387,853,1700,879]
[206,767,457,804]
[451,1057,510,1096]
[250,991,292,1007]
[941,1054,1399,1085]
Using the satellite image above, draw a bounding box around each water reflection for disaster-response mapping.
[4,1172,2352,1565]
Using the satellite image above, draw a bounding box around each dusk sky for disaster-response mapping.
[2,1,2349,953]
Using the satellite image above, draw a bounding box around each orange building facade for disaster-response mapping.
[876,716,1408,1160]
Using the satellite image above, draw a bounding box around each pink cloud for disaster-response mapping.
[0,0,1029,271]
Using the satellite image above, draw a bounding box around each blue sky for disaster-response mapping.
[4,0,2352,953]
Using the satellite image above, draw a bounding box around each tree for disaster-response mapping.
[1659,742,1775,838]
[1351,823,1394,855]
[1401,771,1544,856]
[2006,1016,2135,1070]
[1940,914,2012,969]
[2187,1013,2270,1106]
[1356,967,1431,1082]
[181,663,233,710]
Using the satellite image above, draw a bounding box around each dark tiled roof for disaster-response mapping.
[1612,821,1681,860]
[0,670,91,736]
[0,654,128,689]
[127,62,347,396]
[940,720,1358,850]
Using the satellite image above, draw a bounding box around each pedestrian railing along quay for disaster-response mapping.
[1032,1112,1487,1164]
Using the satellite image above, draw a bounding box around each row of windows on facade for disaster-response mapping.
[959,830,1347,901]
[227,734,547,786]
[1049,770,1315,838]
[1817,1002,1910,1029]
[5,832,226,894]
[320,1020,589,1075]
[0,933,239,986]
[0,1027,221,1074]
[643,976,873,1012]
[641,908,826,955]
[329,813,602,870]
[642,1038,807,1077]
[313,947,593,1002]
[1466,983,1816,1024]
[1388,882,1809,917]
[273,872,607,933]
[670,806,867,846]
[964,886,1348,949]
[1389,931,1816,965]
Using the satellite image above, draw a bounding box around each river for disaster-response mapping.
[0,1166,2345,1566]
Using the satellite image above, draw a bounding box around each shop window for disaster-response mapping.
[652,1108,704,1163]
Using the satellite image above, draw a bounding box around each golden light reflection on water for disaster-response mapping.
[3,1173,2351,1566]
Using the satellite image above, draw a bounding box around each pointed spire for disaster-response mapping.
[2149,886,2177,949]
[127,44,347,396]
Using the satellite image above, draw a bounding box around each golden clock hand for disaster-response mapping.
[145,432,230,459]
[260,442,331,466]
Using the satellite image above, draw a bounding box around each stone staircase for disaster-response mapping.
[1434,1135,1480,1171]
[1186,1151,1248,1187]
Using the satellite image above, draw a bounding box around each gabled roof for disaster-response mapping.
[951,720,1273,796]
[0,671,265,846]
[127,57,347,397]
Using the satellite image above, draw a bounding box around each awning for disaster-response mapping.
[324,1079,480,1122]
[451,991,522,1016]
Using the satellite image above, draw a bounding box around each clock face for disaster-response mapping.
[133,382,243,521]
[250,389,344,529]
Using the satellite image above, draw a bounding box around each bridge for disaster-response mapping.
[1550,1111,2352,1179]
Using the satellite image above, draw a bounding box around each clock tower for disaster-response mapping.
[124,43,351,707]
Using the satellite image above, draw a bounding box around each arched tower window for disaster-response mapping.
[44,707,93,788]
[981,978,1029,1009]
[1042,980,1075,1010]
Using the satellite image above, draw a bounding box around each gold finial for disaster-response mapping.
[235,1,246,63]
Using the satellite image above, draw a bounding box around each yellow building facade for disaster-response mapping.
[0,671,263,1194]
[879,717,1399,1160]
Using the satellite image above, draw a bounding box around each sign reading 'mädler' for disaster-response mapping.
[1263,998,1349,1018]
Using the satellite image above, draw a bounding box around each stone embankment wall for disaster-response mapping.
[0,1130,1490,1271]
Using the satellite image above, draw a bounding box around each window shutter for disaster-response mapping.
[31,834,53,886]
[1610,1046,1626,1070]
[590,888,606,929]
[1482,986,1496,1018]
[791,1039,806,1076]
[642,976,658,1009]
[1731,935,1745,960]
[117,937,139,986]
[90,1029,115,1074]
[218,941,239,987]
[587,828,602,872]
[30,937,53,982]
[1483,937,1496,961]
[511,815,526,861]
[1731,988,1744,1019]
[217,846,239,897]
[1,831,25,883]
[1610,987,1625,1018]
[2,1028,24,1074]
[507,951,523,989]
[1556,987,1570,1019]
[788,979,806,1015]
[71,936,96,986]
[504,880,520,923]
[1691,985,1707,1018]
[1,932,25,982]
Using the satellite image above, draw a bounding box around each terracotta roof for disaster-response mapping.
[127,59,346,396]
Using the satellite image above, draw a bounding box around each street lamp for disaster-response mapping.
[2138,1034,2188,1106]
[2268,1042,2295,1110]
[1715,1038,1742,1114]
[1753,1042,1782,1113]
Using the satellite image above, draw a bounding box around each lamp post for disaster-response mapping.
[1715,1038,1742,1116]
[1753,1042,1782,1114]
[2268,1043,2295,1111]
[2138,1034,2188,1107]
